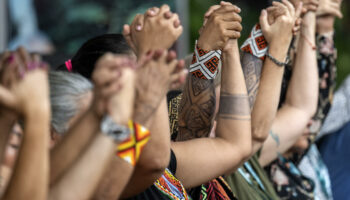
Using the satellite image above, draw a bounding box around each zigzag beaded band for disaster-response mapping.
[117,121,150,166]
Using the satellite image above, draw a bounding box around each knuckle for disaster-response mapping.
[212,14,219,21]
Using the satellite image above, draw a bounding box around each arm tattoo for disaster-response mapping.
[218,92,250,121]
[241,52,263,109]
[269,130,280,147]
[177,74,216,141]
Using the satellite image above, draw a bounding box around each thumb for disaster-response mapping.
[335,9,343,18]
[0,86,17,110]
[123,25,137,53]
[259,9,270,32]
[295,2,303,19]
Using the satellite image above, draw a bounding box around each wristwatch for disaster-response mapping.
[100,115,130,142]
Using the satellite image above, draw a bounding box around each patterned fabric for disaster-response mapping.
[310,33,337,141]
[319,75,350,138]
[241,24,268,60]
[266,155,315,200]
[190,41,221,80]
[117,122,150,166]
[226,154,280,200]
[154,168,191,200]
[190,177,237,200]
[169,94,182,141]
[296,33,337,200]
[298,145,333,200]
[269,32,337,200]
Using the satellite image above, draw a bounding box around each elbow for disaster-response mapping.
[240,141,253,161]
[138,150,170,177]
[251,121,271,143]
[144,156,169,175]
[309,104,318,118]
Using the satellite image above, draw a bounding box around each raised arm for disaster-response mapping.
[260,10,319,166]
[49,54,135,200]
[120,50,187,198]
[170,4,253,189]
[0,52,17,165]
[249,0,302,154]
[0,51,50,200]
[116,6,189,198]
[173,38,252,189]
[177,2,244,141]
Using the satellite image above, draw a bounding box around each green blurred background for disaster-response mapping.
[189,0,350,87]
[5,0,349,86]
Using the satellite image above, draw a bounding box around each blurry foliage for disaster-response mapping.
[35,0,173,55]
[189,0,350,87]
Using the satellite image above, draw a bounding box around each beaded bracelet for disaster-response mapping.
[266,52,289,67]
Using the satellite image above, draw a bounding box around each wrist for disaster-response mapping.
[317,15,335,34]
[222,40,239,54]
[133,100,158,127]
[24,106,50,123]
[197,38,211,51]
[87,106,104,124]
[269,42,290,62]
[302,12,316,30]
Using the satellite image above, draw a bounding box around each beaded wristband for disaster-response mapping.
[241,24,268,60]
[189,40,221,80]
[266,52,289,67]
[117,121,150,166]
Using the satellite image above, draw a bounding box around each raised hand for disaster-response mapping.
[317,0,343,18]
[123,5,183,57]
[261,0,302,47]
[133,50,187,125]
[0,49,49,118]
[267,2,303,36]
[289,0,319,13]
[197,3,242,51]
[91,54,135,125]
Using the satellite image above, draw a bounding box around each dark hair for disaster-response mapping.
[57,34,132,79]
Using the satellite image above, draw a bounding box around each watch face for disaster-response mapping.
[101,115,130,142]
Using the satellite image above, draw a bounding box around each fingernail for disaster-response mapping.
[149,10,155,15]
[136,25,142,31]
[8,54,14,63]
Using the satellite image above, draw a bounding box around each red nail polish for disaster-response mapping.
[8,54,14,63]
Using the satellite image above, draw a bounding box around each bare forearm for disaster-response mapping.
[94,158,134,200]
[4,112,50,200]
[49,134,115,200]
[286,12,318,115]
[251,44,286,153]
[50,109,100,185]
[216,42,251,158]
[317,15,335,34]
[122,98,170,198]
